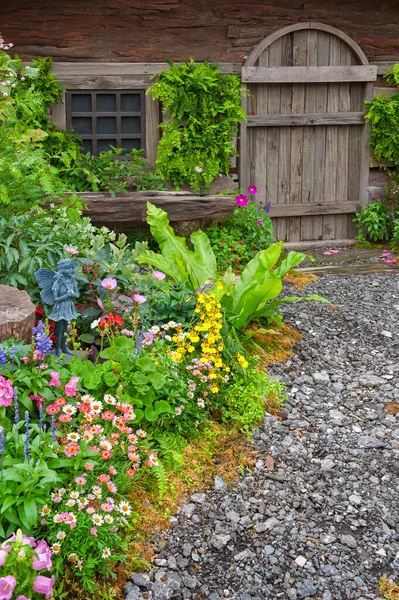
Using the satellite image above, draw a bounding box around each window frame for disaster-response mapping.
[66,89,146,156]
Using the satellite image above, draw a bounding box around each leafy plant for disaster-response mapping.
[220,370,285,433]
[63,147,166,197]
[206,188,274,271]
[353,201,393,242]
[148,59,246,192]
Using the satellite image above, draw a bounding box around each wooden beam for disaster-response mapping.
[51,62,241,76]
[242,65,377,83]
[75,191,236,223]
[372,60,399,76]
[270,201,361,218]
[247,112,365,127]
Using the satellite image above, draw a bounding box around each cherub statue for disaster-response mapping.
[35,259,80,356]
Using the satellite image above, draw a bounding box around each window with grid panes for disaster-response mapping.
[66,90,145,155]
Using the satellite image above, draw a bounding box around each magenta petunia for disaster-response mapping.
[235,194,249,207]
[247,185,258,195]
[0,376,13,407]
[257,219,263,227]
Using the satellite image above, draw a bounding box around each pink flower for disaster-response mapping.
[32,542,52,571]
[195,166,203,173]
[16,596,31,600]
[257,219,263,226]
[235,194,249,207]
[64,376,80,397]
[247,185,257,195]
[153,271,166,281]
[90,527,98,536]
[133,294,146,304]
[49,372,61,388]
[65,246,79,255]
[65,442,80,457]
[0,376,13,407]
[33,575,55,599]
[0,576,16,600]
[0,550,7,566]
[101,278,117,291]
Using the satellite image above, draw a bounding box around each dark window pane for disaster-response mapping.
[121,117,141,134]
[97,117,117,134]
[121,93,141,112]
[71,94,91,112]
[121,139,142,154]
[81,139,93,154]
[97,139,117,153]
[97,94,117,112]
[72,117,92,134]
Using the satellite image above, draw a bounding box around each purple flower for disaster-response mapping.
[390,212,396,221]
[235,194,249,207]
[257,219,263,227]
[247,185,257,195]
[142,331,154,346]
[33,575,55,599]
[0,576,17,600]
[24,411,30,462]
[13,387,19,424]
[0,350,7,367]
[153,271,166,281]
[0,427,5,458]
[33,322,52,356]
[265,202,272,214]
[101,278,118,291]
[32,541,52,571]
[133,294,146,304]
[51,415,56,441]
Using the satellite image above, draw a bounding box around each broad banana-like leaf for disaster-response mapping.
[231,274,283,330]
[273,250,308,278]
[252,294,330,322]
[137,202,217,289]
[232,242,283,309]
[137,249,187,282]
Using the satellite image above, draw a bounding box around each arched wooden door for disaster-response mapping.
[240,23,377,242]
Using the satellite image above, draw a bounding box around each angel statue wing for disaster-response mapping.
[35,268,56,306]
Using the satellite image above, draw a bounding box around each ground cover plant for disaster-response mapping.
[205,185,275,271]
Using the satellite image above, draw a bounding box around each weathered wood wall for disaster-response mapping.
[2,0,399,63]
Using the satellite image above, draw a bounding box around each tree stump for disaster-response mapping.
[0,285,36,344]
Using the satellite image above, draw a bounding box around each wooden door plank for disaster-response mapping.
[266,38,282,239]
[269,200,362,217]
[301,30,318,241]
[239,89,250,192]
[145,91,160,168]
[322,36,340,240]
[313,31,330,241]
[289,30,307,242]
[277,33,293,241]
[247,112,364,126]
[242,65,377,83]
[348,77,364,237]
[335,43,352,239]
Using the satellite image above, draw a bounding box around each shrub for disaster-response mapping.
[353,201,393,242]
[148,59,246,193]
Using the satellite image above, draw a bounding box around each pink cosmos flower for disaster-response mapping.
[235,194,249,207]
[0,376,14,407]
[49,372,61,388]
[0,576,17,600]
[33,575,55,599]
[133,293,146,304]
[64,376,80,397]
[247,185,258,195]
[153,271,166,281]
[65,246,79,255]
[101,278,117,291]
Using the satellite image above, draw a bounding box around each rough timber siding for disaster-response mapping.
[2,0,399,63]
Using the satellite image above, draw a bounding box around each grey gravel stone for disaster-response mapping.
[125,586,141,600]
[126,273,399,600]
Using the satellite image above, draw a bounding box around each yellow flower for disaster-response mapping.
[210,386,219,393]
[187,345,195,353]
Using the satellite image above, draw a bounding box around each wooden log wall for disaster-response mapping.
[2,1,399,63]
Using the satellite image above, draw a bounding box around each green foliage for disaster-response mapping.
[0,200,112,300]
[384,64,399,87]
[220,370,286,433]
[137,202,218,288]
[63,147,166,197]
[148,59,246,192]
[365,93,399,165]
[206,199,275,271]
[0,424,64,536]
[353,201,393,242]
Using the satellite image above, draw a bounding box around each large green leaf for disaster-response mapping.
[231,275,283,330]
[231,242,283,309]
[137,202,217,288]
[273,250,309,278]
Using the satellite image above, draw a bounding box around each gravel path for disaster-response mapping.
[125,274,399,600]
